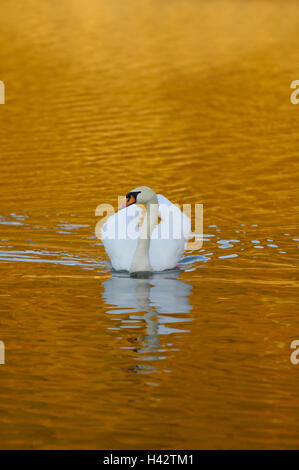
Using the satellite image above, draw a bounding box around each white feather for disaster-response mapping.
[101,194,190,272]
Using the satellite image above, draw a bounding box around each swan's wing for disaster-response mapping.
[149,194,191,271]
[101,204,142,271]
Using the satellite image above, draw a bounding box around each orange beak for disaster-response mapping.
[126,194,136,206]
[121,194,136,209]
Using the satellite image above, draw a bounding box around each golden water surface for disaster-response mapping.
[0,0,298,449]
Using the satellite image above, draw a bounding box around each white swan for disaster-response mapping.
[101,186,191,274]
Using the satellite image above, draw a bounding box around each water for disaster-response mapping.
[0,0,298,449]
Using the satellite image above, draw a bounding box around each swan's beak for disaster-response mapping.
[126,194,136,206]
[120,193,136,209]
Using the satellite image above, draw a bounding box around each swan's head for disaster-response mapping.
[124,186,157,207]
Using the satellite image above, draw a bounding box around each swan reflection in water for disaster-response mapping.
[102,270,193,373]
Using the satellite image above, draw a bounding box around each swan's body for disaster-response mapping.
[101,187,190,274]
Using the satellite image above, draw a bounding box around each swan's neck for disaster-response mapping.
[129,196,158,273]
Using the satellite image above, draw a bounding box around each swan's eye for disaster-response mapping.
[125,193,136,207]
[124,190,141,207]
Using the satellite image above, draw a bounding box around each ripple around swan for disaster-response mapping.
[0,214,298,271]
